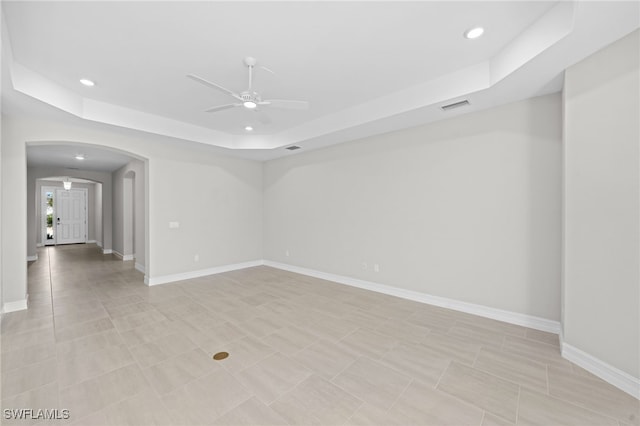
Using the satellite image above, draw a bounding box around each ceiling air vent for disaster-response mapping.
[286,146,301,151]
[441,100,470,111]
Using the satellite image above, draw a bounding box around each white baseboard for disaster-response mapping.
[26,254,38,262]
[562,342,640,399]
[263,260,561,335]
[97,241,103,248]
[102,248,112,254]
[112,250,134,261]
[87,239,97,244]
[36,243,44,247]
[135,262,145,274]
[145,260,263,286]
[3,296,28,313]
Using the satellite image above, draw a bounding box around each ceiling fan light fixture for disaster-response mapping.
[63,178,72,190]
[464,27,484,39]
[188,57,309,115]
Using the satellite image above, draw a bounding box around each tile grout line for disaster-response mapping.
[386,377,414,414]
[47,247,58,333]
[545,364,550,395]
[515,385,522,425]
[433,360,451,390]
[531,387,626,425]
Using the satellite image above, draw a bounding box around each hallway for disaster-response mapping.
[1,244,638,425]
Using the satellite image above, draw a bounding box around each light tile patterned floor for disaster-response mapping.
[1,244,638,425]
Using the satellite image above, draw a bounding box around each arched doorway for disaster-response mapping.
[26,142,149,278]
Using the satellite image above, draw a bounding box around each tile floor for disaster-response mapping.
[1,244,638,425]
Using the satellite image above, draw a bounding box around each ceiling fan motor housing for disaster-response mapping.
[240,92,260,102]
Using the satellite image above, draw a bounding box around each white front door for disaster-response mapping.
[55,188,88,245]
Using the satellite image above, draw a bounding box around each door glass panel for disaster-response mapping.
[46,191,54,241]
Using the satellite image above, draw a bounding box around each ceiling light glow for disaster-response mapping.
[245,126,253,131]
[243,101,257,109]
[464,27,484,39]
[74,154,85,160]
[80,78,95,87]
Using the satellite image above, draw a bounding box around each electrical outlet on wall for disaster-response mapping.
[285,250,290,257]
[374,264,380,273]
[194,254,199,262]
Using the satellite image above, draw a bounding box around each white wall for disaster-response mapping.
[2,117,29,305]
[0,115,3,312]
[563,30,639,379]
[95,182,103,247]
[113,159,145,266]
[264,94,562,321]
[1,114,263,306]
[149,157,262,277]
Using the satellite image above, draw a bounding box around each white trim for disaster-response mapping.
[145,260,263,286]
[87,239,97,244]
[36,243,44,247]
[27,254,38,261]
[96,241,103,248]
[3,296,28,313]
[102,248,113,254]
[263,260,561,334]
[135,262,145,273]
[113,250,134,261]
[562,342,640,399]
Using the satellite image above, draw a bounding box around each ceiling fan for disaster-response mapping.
[187,57,309,114]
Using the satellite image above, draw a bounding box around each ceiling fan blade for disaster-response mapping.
[187,74,242,100]
[205,104,240,113]
[261,99,309,110]
[260,65,276,75]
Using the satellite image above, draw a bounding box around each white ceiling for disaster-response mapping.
[2,1,639,161]
[27,144,136,172]
[40,177,96,184]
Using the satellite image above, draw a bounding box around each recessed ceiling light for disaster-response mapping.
[79,78,95,87]
[74,154,85,160]
[245,126,253,131]
[464,27,484,39]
